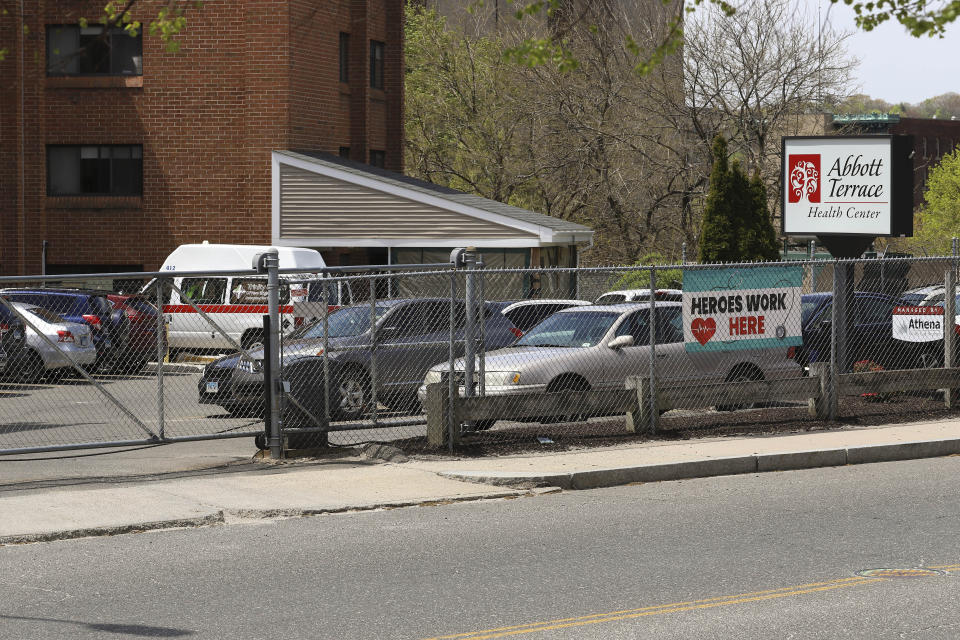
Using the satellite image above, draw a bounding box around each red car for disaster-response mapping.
[107,294,166,374]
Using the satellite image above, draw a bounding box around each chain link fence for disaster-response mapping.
[1,253,959,456]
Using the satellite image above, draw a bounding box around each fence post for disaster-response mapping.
[477,259,486,397]
[648,266,658,434]
[448,270,458,451]
[946,265,957,407]
[463,249,477,427]
[155,276,166,440]
[829,263,842,421]
[322,282,330,422]
[265,249,282,459]
[369,278,379,427]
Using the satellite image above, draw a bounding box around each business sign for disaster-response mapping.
[892,305,953,342]
[781,135,913,237]
[683,266,803,352]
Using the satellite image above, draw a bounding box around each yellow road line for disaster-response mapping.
[424,577,882,640]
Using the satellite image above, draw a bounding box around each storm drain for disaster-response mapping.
[857,568,945,579]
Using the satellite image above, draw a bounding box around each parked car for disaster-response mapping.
[0,302,26,376]
[419,302,801,427]
[793,291,904,372]
[7,301,96,382]
[0,289,122,371]
[107,293,165,373]
[898,284,945,306]
[198,298,522,421]
[486,299,592,336]
[594,289,683,305]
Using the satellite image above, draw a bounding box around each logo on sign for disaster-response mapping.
[690,317,716,346]
[788,154,820,203]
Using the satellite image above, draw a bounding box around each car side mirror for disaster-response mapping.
[608,335,634,349]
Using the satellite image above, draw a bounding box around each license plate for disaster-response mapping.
[206,381,219,394]
[80,336,89,347]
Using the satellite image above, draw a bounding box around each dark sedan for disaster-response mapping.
[198,298,520,422]
[794,291,905,372]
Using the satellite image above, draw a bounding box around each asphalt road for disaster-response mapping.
[1,457,958,639]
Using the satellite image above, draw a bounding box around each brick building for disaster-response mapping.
[0,0,404,276]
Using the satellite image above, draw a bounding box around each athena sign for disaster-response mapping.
[781,135,913,237]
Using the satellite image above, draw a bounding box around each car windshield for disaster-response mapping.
[516,310,620,347]
[294,303,392,339]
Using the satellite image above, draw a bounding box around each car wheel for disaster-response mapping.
[333,368,370,421]
[254,433,268,450]
[16,351,45,384]
[716,366,764,411]
[241,331,264,351]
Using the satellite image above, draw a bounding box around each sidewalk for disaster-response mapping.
[2,418,959,545]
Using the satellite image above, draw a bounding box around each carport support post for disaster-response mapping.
[945,266,957,408]
[265,249,283,459]
[156,277,166,440]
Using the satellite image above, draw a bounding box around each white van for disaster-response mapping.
[144,243,350,351]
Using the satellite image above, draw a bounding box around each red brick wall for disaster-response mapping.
[0,0,403,275]
[889,118,960,207]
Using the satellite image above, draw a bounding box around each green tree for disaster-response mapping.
[909,145,960,255]
[699,136,778,263]
[503,0,959,77]
[699,136,738,262]
[740,170,780,261]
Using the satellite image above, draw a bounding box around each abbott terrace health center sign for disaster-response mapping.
[781,135,912,237]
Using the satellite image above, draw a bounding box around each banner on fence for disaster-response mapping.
[682,266,803,352]
[892,305,951,342]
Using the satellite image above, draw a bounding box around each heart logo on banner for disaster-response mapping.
[691,317,716,346]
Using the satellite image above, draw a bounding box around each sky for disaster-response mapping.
[812,0,960,104]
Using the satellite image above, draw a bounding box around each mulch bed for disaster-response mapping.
[398,391,960,459]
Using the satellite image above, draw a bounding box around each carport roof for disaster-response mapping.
[276,150,594,241]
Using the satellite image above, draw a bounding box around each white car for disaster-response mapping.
[11,302,97,382]
[594,288,683,305]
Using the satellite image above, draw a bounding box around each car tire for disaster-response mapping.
[716,366,764,411]
[332,368,370,421]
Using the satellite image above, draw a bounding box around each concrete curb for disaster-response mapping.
[439,437,960,490]
[0,489,541,546]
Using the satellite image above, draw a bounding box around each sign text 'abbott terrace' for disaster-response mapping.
[781,135,913,237]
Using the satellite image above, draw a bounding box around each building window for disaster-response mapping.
[369,150,385,168]
[339,146,351,158]
[47,25,142,76]
[47,145,143,196]
[369,40,384,89]
[339,33,350,83]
